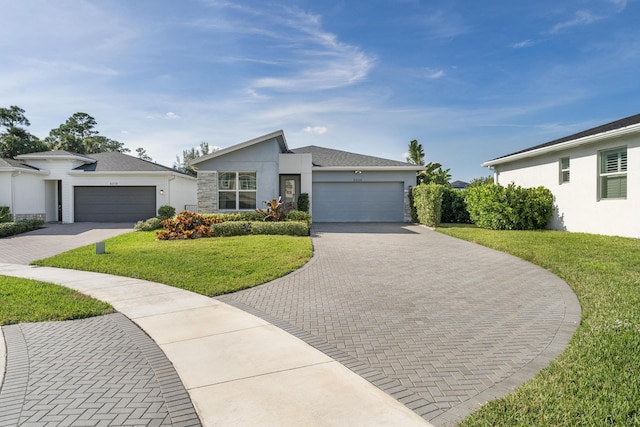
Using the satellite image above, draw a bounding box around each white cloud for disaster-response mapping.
[511,40,536,49]
[165,112,179,120]
[549,10,601,34]
[302,126,328,135]
[424,68,445,79]
[609,0,628,12]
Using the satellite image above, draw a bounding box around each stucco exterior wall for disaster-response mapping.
[493,132,640,238]
[0,173,12,208]
[13,172,46,220]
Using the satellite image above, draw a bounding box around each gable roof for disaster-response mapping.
[290,146,422,170]
[191,130,287,166]
[15,150,96,163]
[483,113,640,167]
[0,158,42,172]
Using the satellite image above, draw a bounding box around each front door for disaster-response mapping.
[57,180,63,222]
[279,175,300,209]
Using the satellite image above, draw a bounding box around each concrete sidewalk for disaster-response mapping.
[0,263,432,427]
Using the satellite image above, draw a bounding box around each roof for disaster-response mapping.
[191,130,287,166]
[15,150,96,163]
[451,180,468,189]
[290,145,422,169]
[0,158,41,171]
[483,113,640,166]
[73,152,184,174]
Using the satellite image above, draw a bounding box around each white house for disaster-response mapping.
[0,151,197,223]
[191,130,422,222]
[482,113,640,238]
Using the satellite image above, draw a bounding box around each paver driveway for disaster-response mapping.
[218,223,580,426]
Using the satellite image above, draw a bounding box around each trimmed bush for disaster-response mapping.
[157,205,176,220]
[441,188,471,224]
[0,206,11,223]
[297,193,310,213]
[251,221,309,236]
[210,221,252,237]
[0,219,44,238]
[412,183,445,227]
[408,189,418,223]
[465,183,553,230]
[285,210,311,224]
[203,211,264,222]
[134,217,163,231]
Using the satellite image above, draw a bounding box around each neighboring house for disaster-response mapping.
[0,151,196,223]
[482,113,640,238]
[451,180,469,190]
[191,130,422,222]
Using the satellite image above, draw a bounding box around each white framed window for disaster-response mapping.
[599,147,627,199]
[560,157,570,184]
[218,171,257,210]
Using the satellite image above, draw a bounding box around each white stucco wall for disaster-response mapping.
[0,173,12,208]
[492,132,640,238]
[12,172,46,218]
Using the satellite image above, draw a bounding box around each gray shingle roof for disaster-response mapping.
[290,145,416,168]
[491,113,640,161]
[74,152,183,173]
[0,158,40,170]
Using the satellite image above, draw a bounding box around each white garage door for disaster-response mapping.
[74,186,156,222]
[313,182,404,222]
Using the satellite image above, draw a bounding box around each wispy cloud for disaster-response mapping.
[511,39,536,49]
[609,0,628,12]
[549,10,601,34]
[302,126,328,135]
[416,9,468,39]
[424,68,445,79]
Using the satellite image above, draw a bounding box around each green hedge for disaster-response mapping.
[0,206,11,223]
[412,183,445,227]
[0,219,44,237]
[210,221,309,237]
[441,188,471,224]
[203,210,311,224]
[465,183,553,230]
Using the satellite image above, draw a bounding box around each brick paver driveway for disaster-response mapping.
[219,223,580,426]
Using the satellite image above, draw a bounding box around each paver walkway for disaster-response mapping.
[218,223,581,426]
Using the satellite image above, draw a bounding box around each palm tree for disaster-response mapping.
[406,139,425,166]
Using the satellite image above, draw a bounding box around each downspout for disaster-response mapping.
[11,171,21,221]
[167,175,175,208]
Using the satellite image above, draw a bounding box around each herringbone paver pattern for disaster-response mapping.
[0,313,200,427]
[218,223,580,426]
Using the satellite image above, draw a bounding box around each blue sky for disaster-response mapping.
[1,0,638,180]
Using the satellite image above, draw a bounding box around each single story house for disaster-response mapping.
[482,113,639,238]
[0,151,196,223]
[191,130,422,222]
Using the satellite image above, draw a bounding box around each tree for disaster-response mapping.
[44,112,128,154]
[0,106,48,158]
[406,139,425,165]
[174,141,213,176]
[136,147,152,161]
[467,176,494,187]
[419,162,451,186]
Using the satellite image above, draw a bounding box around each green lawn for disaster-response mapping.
[33,231,313,296]
[0,275,113,325]
[437,226,640,426]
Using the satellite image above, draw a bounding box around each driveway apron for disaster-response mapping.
[218,223,580,426]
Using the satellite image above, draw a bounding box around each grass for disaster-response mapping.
[437,226,640,426]
[0,275,113,325]
[33,231,313,297]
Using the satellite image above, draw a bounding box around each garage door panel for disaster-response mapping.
[74,186,156,222]
[313,182,403,222]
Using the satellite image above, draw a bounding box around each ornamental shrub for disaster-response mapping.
[412,183,445,227]
[285,210,311,225]
[134,217,163,231]
[203,211,264,222]
[0,206,11,223]
[251,221,309,236]
[156,211,217,240]
[441,188,471,224]
[157,205,176,220]
[297,193,310,213]
[210,222,252,237]
[0,219,44,237]
[465,183,553,230]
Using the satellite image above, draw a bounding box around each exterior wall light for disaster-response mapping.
[160,189,165,195]
[354,170,362,174]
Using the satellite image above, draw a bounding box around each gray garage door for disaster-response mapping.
[313,182,404,222]
[74,186,156,222]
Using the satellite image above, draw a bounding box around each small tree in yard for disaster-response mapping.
[412,183,445,227]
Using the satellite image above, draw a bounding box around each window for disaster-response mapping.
[599,147,627,199]
[560,157,570,184]
[218,172,256,210]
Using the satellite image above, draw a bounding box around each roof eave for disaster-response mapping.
[15,153,97,163]
[0,167,49,175]
[482,123,640,167]
[67,171,197,180]
[313,166,424,172]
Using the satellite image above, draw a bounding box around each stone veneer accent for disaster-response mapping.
[403,189,412,222]
[14,213,46,222]
[197,171,218,213]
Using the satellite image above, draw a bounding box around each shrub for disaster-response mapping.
[408,189,418,223]
[256,196,288,221]
[297,193,310,213]
[465,183,553,230]
[156,211,216,240]
[157,205,176,220]
[441,188,471,224]
[285,210,311,224]
[203,211,264,222]
[0,219,44,237]
[0,206,11,223]
[134,217,163,231]
[412,183,445,227]
[210,222,252,237]
[251,221,309,236]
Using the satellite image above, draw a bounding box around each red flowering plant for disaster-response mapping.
[156,211,219,240]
